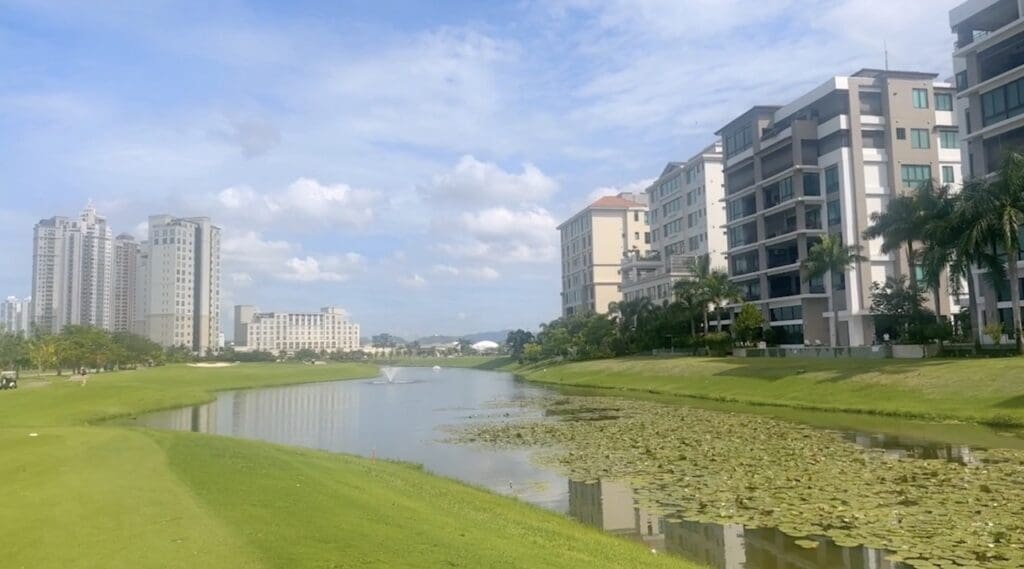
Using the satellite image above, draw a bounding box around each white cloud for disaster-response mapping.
[220,230,364,285]
[399,273,428,288]
[431,264,501,280]
[434,206,558,263]
[216,177,379,231]
[583,177,654,207]
[424,154,558,205]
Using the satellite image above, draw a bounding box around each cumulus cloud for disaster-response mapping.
[216,177,379,230]
[423,154,558,205]
[220,230,364,284]
[399,273,428,288]
[431,264,501,280]
[583,177,655,207]
[434,206,558,263]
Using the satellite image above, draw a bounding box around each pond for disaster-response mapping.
[132,367,1024,569]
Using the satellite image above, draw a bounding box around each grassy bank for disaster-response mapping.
[0,363,688,568]
[508,356,1024,426]
[383,355,515,369]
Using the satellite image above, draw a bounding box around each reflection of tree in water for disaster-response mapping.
[569,478,908,569]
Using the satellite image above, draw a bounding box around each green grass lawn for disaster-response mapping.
[0,363,690,569]
[512,356,1024,426]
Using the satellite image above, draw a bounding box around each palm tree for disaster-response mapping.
[863,182,937,300]
[673,280,704,337]
[608,297,654,338]
[916,182,956,325]
[965,153,1024,353]
[689,254,713,332]
[802,234,865,348]
[704,270,742,332]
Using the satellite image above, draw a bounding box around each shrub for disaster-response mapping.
[704,332,733,357]
[984,323,1005,346]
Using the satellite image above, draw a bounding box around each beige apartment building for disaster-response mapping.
[111,234,139,333]
[237,306,360,354]
[621,142,727,305]
[558,193,649,317]
[718,69,961,346]
[951,0,1024,336]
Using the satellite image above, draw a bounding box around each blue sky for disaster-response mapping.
[0,0,960,338]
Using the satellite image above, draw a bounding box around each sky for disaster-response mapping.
[0,0,962,338]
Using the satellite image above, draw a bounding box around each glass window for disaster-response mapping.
[901,165,932,187]
[935,93,953,111]
[896,127,906,140]
[940,130,958,149]
[942,165,955,184]
[827,200,841,226]
[803,172,820,196]
[912,88,929,109]
[910,128,930,149]
[956,71,968,92]
[824,165,840,193]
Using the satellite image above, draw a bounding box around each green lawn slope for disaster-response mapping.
[0,363,691,569]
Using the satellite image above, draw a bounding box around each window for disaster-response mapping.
[935,92,953,111]
[940,130,958,149]
[824,165,840,193]
[981,77,1024,126]
[912,88,929,109]
[910,128,930,149]
[956,71,968,92]
[770,305,802,322]
[827,200,841,226]
[942,165,956,184]
[724,124,753,158]
[803,173,820,196]
[896,128,906,140]
[634,211,639,222]
[901,165,932,187]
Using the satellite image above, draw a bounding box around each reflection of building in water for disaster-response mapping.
[664,520,746,569]
[844,433,980,465]
[568,480,664,550]
[743,528,899,569]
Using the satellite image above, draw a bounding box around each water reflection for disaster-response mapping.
[841,432,981,464]
[569,479,907,569]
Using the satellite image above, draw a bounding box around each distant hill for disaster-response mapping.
[415,330,511,346]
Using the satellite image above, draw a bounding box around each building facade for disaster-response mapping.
[233,304,257,347]
[558,193,650,317]
[951,0,1024,336]
[621,142,727,305]
[0,296,32,334]
[137,215,221,353]
[31,205,115,333]
[241,306,360,354]
[111,234,139,333]
[717,69,961,346]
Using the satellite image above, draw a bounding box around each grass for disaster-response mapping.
[507,356,1024,427]
[0,362,690,569]
[383,355,515,369]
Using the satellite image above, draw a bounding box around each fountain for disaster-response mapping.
[382,366,398,383]
[371,366,417,385]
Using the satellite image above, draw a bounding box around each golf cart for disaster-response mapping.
[0,371,17,390]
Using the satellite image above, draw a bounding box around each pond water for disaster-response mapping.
[132,367,1024,568]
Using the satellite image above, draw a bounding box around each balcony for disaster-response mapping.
[954,0,1019,50]
[731,250,760,277]
[767,241,799,269]
[768,271,802,299]
[728,221,759,249]
[736,278,762,302]
[764,209,798,240]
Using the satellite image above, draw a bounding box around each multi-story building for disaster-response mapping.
[0,296,32,334]
[137,215,221,353]
[240,306,360,354]
[233,304,257,347]
[558,193,650,317]
[111,234,139,333]
[717,69,961,347]
[621,142,727,305]
[31,205,115,333]
[951,0,1024,336]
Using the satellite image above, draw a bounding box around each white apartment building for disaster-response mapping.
[136,215,221,353]
[239,306,361,354]
[621,142,727,305]
[31,204,116,333]
[112,234,139,333]
[718,69,961,346]
[558,193,650,317]
[951,0,1024,336]
[0,296,32,334]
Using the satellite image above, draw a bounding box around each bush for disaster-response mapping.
[704,332,733,357]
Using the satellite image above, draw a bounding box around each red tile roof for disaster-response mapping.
[589,195,645,209]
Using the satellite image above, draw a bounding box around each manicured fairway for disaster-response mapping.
[513,356,1024,426]
[0,363,691,569]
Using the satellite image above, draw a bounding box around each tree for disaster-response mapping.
[967,153,1024,353]
[673,280,704,337]
[801,234,865,347]
[28,334,61,374]
[505,329,535,360]
[704,270,741,332]
[862,184,932,301]
[732,303,765,346]
[0,331,29,374]
[688,254,714,333]
[870,276,930,343]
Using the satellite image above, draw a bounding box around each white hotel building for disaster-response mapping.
[235,306,361,354]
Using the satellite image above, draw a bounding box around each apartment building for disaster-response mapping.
[137,215,221,353]
[558,193,650,317]
[718,69,961,346]
[233,304,257,347]
[0,296,31,334]
[951,0,1024,335]
[31,205,115,333]
[621,142,727,305]
[111,234,139,333]
[240,306,360,354]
